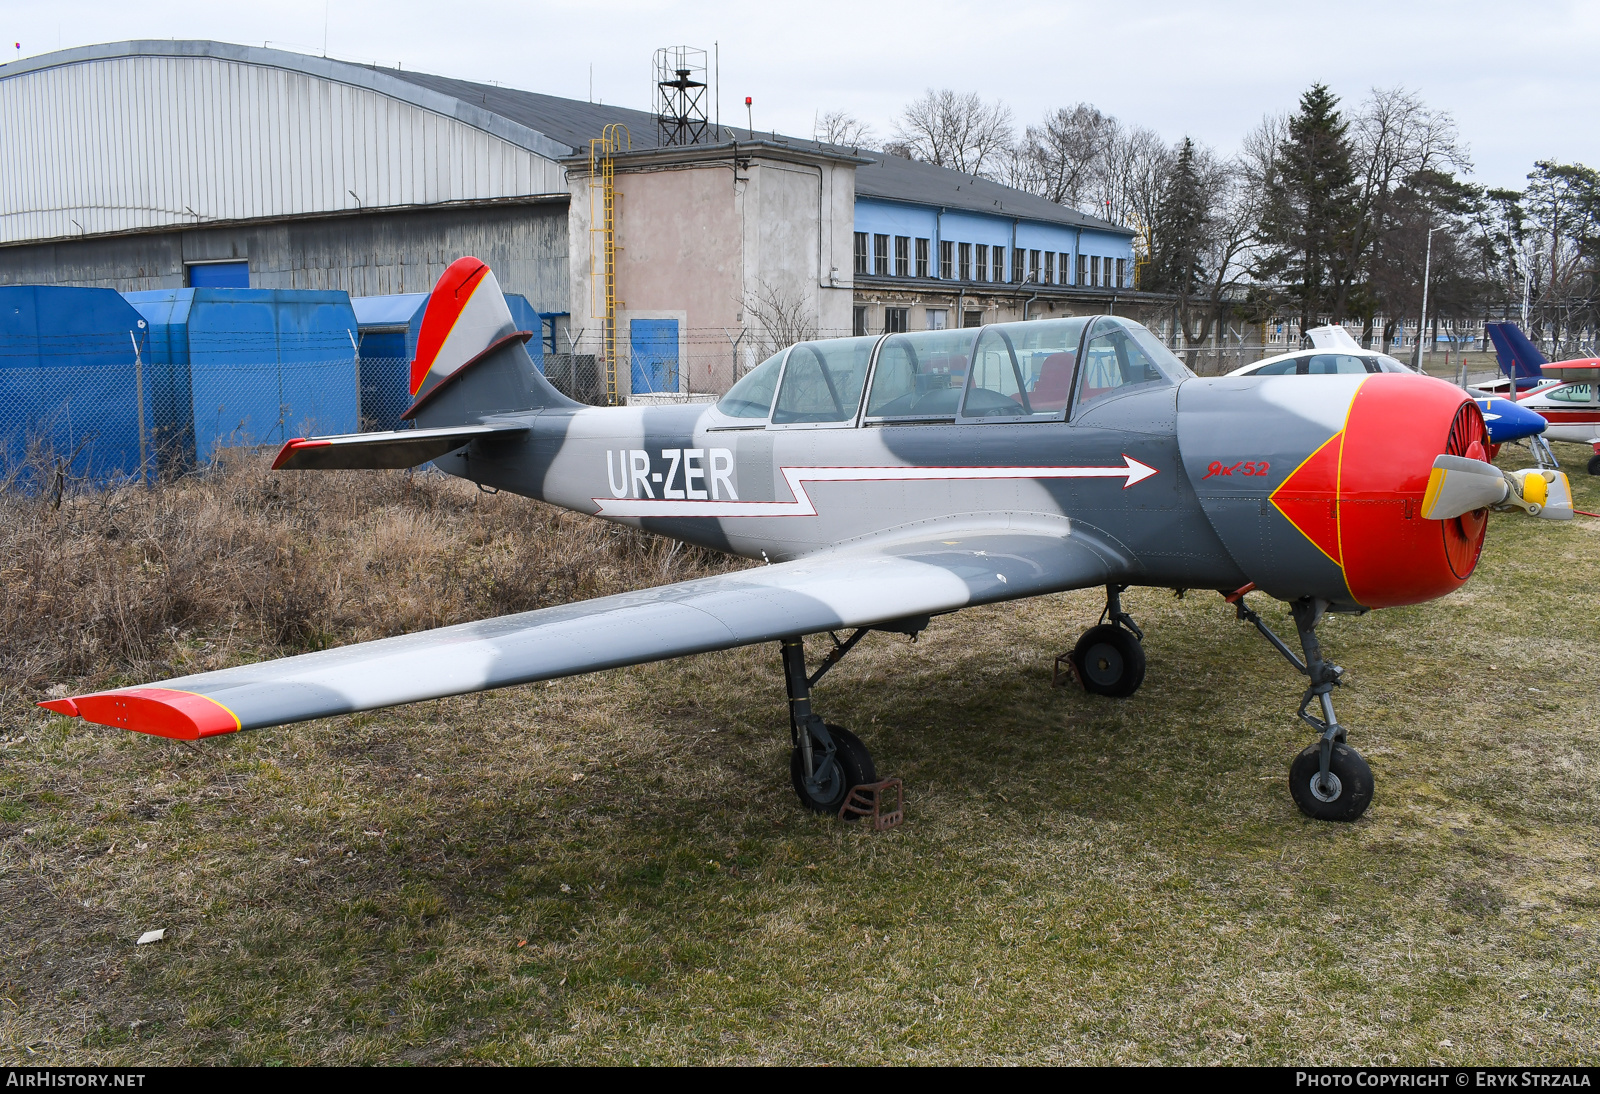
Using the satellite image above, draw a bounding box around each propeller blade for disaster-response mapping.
[1420,455,1508,520]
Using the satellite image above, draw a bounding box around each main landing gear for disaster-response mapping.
[1069,585,1147,698]
[1229,588,1374,822]
[779,628,910,829]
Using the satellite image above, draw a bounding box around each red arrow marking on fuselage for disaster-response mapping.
[593,456,1158,518]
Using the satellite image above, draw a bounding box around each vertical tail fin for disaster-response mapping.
[402,257,577,427]
[1485,322,1547,389]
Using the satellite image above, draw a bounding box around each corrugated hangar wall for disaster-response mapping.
[0,201,570,305]
[0,43,572,310]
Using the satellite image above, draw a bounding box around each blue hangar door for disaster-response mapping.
[630,319,679,395]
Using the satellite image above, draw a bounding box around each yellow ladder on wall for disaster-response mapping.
[589,124,630,406]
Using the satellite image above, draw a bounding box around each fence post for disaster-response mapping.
[348,329,361,430]
[130,330,148,485]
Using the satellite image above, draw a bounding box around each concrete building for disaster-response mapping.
[0,39,1142,400]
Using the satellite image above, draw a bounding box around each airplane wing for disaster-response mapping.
[271,422,529,471]
[40,524,1126,740]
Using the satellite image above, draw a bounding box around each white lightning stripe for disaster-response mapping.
[593,456,1158,518]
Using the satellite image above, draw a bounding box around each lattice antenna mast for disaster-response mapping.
[654,46,709,146]
[589,123,631,405]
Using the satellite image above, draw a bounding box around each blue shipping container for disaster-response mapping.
[0,285,154,482]
[125,289,360,459]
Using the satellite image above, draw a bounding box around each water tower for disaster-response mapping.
[654,46,709,146]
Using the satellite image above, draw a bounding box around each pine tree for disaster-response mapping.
[1257,84,1359,331]
[1152,137,1208,295]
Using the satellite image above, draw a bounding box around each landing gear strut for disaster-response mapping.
[1230,589,1374,822]
[1071,584,1147,697]
[779,633,905,826]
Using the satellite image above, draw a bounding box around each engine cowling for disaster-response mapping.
[1177,372,1489,610]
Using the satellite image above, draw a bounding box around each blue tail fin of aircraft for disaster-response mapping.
[1484,322,1547,390]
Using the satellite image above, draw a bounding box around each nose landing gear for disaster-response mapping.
[1230,588,1374,822]
[1070,584,1147,697]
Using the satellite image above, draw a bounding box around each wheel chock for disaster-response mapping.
[839,778,903,830]
[1052,652,1083,689]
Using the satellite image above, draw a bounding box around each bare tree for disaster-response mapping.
[743,279,817,361]
[890,89,1014,178]
[814,109,874,149]
[1339,86,1472,330]
[1011,104,1111,207]
[1094,119,1171,229]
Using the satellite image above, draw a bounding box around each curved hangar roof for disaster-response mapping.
[0,39,1128,247]
[0,40,570,245]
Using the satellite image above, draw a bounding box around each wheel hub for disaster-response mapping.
[1085,643,1124,685]
[1310,770,1343,803]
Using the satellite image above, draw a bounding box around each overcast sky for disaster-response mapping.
[6,0,1597,192]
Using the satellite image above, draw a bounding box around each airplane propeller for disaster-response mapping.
[1420,455,1573,521]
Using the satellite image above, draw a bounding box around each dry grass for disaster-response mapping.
[2,448,1598,1065]
[0,454,741,693]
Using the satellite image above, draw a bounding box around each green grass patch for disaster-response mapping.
[2,446,1597,1064]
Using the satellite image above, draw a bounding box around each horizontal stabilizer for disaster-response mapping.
[271,423,528,471]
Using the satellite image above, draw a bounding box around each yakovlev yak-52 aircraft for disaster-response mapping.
[41,258,1576,824]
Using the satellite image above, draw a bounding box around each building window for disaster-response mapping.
[854,233,868,276]
[975,244,988,282]
[939,240,953,279]
[915,238,930,279]
[1059,253,1069,285]
[962,309,984,328]
[1030,250,1041,284]
[1044,252,1055,285]
[874,234,889,276]
[958,242,971,281]
[926,308,948,330]
[1091,256,1101,287]
[853,306,868,337]
[1014,248,1025,283]
[895,236,910,277]
[1077,254,1087,286]
[885,307,909,333]
[1116,258,1126,287]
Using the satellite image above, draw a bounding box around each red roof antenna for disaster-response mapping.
[745,96,753,134]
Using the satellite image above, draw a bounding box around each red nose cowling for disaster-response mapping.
[1271,373,1489,609]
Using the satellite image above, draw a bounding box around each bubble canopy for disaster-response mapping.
[714,317,1188,424]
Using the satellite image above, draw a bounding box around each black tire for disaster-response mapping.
[1587,453,1600,476]
[790,724,876,818]
[1071,624,1147,698]
[1289,742,1374,822]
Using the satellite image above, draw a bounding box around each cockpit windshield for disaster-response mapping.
[716,350,785,418]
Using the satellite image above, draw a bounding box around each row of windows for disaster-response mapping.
[715,317,1188,428]
[852,305,973,336]
[853,232,1127,288]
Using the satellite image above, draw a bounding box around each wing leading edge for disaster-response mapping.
[41,524,1126,740]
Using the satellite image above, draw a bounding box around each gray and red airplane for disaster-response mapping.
[40,258,1573,824]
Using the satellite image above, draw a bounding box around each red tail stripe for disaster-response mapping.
[411,257,491,395]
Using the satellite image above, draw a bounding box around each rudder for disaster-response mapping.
[403,257,577,427]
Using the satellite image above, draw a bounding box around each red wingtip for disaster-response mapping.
[64,687,241,741]
[271,437,331,470]
[37,697,81,717]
